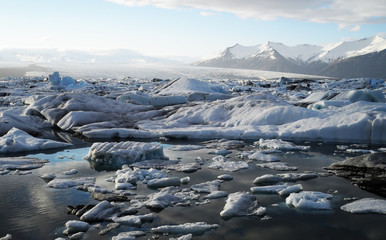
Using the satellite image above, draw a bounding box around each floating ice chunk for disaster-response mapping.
[80,201,120,222]
[208,156,248,172]
[180,177,191,184]
[286,191,333,210]
[112,214,153,227]
[256,162,298,171]
[253,174,283,185]
[84,141,168,169]
[0,156,48,171]
[115,167,168,188]
[220,192,266,218]
[130,159,179,169]
[48,72,61,85]
[40,173,56,181]
[203,139,246,149]
[151,222,219,235]
[63,169,78,175]
[190,180,221,193]
[278,172,318,181]
[47,177,95,189]
[147,177,181,189]
[0,128,72,153]
[203,191,228,199]
[278,184,303,196]
[170,233,193,240]
[340,198,386,214]
[0,234,12,240]
[63,220,89,235]
[117,92,187,107]
[248,151,280,162]
[166,163,201,173]
[207,149,232,155]
[256,139,310,151]
[168,145,203,151]
[217,174,233,181]
[145,187,199,210]
[250,184,289,194]
[112,231,146,240]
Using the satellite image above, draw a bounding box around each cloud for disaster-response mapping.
[105,0,386,26]
[350,25,361,32]
[200,11,216,16]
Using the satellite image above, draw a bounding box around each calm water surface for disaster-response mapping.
[0,142,385,240]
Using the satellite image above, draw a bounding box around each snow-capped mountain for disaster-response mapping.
[195,35,386,78]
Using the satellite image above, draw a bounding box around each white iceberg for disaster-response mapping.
[247,151,280,162]
[286,191,333,210]
[220,192,266,218]
[340,198,386,214]
[145,187,199,210]
[63,220,89,235]
[112,231,146,240]
[0,128,72,153]
[203,191,228,199]
[115,167,168,188]
[84,141,168,169]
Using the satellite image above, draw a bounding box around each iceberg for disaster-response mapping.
[47,177,96,189]
[0,128,72,153]
[286,191,333,210]
[83,141,168,170]
[190,180,221,193]
[340,198,386,214]
[220,192,266,218]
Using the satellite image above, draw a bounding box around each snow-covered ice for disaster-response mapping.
[255,139,310,151]
[63,220,89,235]
[340,198,386,214]
[0,156,48,171]
[147,177,181,189]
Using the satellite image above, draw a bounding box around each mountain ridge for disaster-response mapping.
[195,35,386,78]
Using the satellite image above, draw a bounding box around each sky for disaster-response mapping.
[0,0,385,59]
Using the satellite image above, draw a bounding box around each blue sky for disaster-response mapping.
[0,0,385,59]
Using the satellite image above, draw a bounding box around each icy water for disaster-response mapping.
[0,142,385,240]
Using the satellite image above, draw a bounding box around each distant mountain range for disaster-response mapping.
[194,35,386,78]
[0,48,174,64]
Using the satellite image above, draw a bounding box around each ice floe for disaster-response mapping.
[255,138,310,151]
[145,187,199,210]
[47,177,96,189]
[250,184,302,196]
[147,177,181,189]
[208,155,248,172]
[0,156,48,172]
[286,191,333,210]
[256,162,298,171]
[203,191,228,199]
[112,231,146,240]
[190,180,221,193]
[80,200,120,222]
[340,198,386,214]
[151,222,219,235]
[220,192,266,218]
[0,128,72,153]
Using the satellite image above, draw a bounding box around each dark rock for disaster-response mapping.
[325,152,386,197]
[67,204,95,216]
[92,192,129,202]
